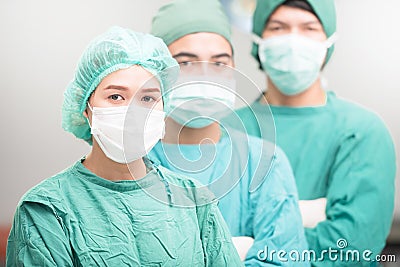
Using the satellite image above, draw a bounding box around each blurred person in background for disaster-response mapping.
[149,0,309,265]
[228,0,396,265]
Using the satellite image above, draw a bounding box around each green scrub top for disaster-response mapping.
[227,91,396,266]
[7,159,243,266]
[149,128,310,266]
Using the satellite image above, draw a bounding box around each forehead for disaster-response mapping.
[168,32,232,58]
[268,5,321,25]
[96,65,160,91]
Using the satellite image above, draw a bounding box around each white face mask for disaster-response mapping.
[167,78,236,128]
[254,33,337,95]
[88,104,165,163]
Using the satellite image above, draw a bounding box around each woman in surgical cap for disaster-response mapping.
[229,0,396,266]
[6,26,242,266]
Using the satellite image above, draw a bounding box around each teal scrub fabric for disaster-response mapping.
[228,91,396,266]
[149,128,309,266]
[7,159,243,266]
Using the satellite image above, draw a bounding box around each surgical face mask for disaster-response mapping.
[88,104,165,163]
[254,33,337,95]
[167,79,236,128]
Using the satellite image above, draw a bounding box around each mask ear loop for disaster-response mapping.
[86,103,93,128]
[252,34,263,45]
[325,32,338,48]
[252,34,267,64]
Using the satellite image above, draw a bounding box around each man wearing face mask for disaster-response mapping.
[229,0,396,266]
[148,0,309,266]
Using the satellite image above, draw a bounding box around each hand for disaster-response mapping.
[299,198,327,228]
[232,236,254,261]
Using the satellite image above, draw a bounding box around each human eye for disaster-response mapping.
[306,26,318,31]
[139,88,162,104]
[303,23,323,32]
[213,61,225,67]
[210,61,229,73]
[108,94,124,101]
[141,95,157,103]
[179,61,193,67]
[266,24,283,32]
[270,26,282,31]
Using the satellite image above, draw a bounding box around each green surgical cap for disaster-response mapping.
[62,26,178,144]
[252,0,336,65]
[151,0,232,46]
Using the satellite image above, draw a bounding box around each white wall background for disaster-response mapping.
[330,0,400,220]
[0,0,399,232]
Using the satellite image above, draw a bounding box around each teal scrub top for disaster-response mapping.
[149,128,310,266]
[7,159,243,266]
[228,91,396,266]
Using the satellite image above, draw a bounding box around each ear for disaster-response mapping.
[83,106,92,128]
[83,97,93,119]
[83,108,89,119]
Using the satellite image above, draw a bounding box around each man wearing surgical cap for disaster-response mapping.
[149,0,309,265]
[229,0,396,266]
[6,26,243,266]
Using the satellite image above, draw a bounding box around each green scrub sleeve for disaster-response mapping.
[245,149,310,266]
[304,118,396,266]
[198,201,243,266]
[6,202,74,267]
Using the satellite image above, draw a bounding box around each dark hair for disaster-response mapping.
[264,0,318,30]
[282,0,317,18]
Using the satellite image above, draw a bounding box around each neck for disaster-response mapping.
[83,141,147,181]
[162,117,221,145]
[262,78,326,107]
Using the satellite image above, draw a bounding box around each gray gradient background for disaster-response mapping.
[0,0,399,235]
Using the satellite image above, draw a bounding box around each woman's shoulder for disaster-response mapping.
[18,164,77,208]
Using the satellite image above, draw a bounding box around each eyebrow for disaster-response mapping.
[172,52,199,59]
[211,53,232,59]
[103,85,129,91]
[173,52,231,60]
[103,85,160,94]
[140,87,161,93]
[301,21,321,26]
[268,19,321,26]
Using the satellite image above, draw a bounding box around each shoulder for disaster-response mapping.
[226,128,295,193]
[224,126,279,166]
[252,143,298,195]
[222,106,263,133]
[329,92,390,135]
[233,101,270,123]
[18,165,76,208]
[326,93,395,158]
[234,104,253,117]
[156,165,217,206]
[228,128,276,166]
[156,164,201,186]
